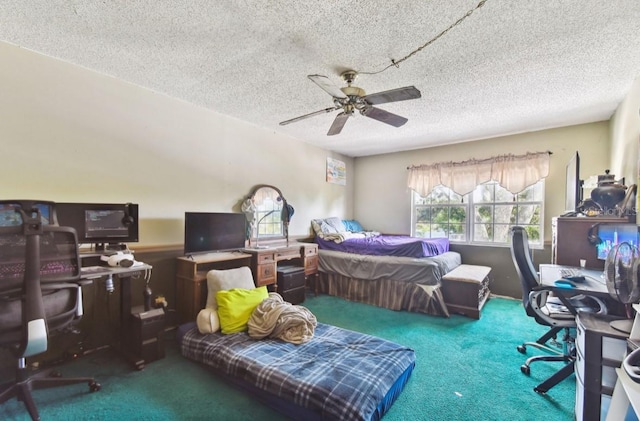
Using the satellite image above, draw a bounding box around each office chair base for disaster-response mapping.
[0,368,100,421]
[517,342,564,357]
[533,360,575,394]
[521,354,572,375]
[518,326,563,357]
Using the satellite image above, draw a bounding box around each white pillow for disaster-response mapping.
[321,217,346,234]
[205,266,255,310]
[312,217,347,238]
[196,307,220,334]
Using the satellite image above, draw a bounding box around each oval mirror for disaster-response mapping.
[242,185,288,248]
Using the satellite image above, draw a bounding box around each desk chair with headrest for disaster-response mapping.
[509,225,607,394]
[0,201,100,420]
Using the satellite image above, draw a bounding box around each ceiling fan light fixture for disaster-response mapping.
[340,86,366,97]
[340,70,359,85]
[280,72,421,135]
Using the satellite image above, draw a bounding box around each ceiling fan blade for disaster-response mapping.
[279,107,338,126]
[327,112,351,136]
[363,86,421,105]
[362,107,408,127]
[308,75,348,99]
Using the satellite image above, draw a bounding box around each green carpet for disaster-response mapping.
[1,296,574,420]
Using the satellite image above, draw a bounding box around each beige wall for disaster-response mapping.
[2,39,637,299]
[353,122,611,242]
[0,41,353,246]
[610,76,640,192]
[352,83,639,299]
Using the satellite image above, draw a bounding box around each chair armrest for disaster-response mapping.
[529,289,577,328]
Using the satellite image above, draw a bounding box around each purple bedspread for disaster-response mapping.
[316,235,449,258]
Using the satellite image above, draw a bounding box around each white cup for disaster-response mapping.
[579,259,586,268]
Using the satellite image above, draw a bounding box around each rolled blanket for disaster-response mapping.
[248,292,317,344]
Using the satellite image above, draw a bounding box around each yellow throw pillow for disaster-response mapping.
[216,286,269,334]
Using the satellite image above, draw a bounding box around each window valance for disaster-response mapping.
[407,151,551,196]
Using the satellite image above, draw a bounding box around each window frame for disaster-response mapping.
[411,180,545,248]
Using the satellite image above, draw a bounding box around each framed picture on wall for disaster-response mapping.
[326,157,346,185]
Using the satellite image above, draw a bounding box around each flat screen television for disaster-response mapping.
[596,223,639,260]
[55,203,139,247]
[184,212,246,255]
[564,151,582,215]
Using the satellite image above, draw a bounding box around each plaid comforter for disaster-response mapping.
[181,323,415,420]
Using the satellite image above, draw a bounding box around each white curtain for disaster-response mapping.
[407,152,550,196]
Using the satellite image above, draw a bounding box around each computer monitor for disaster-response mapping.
[564,151,582,215]
[596,223,639,260]
[0,201,54,226]
[56,203,139,248]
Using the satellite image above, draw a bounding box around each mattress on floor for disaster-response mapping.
[179,322,415,421]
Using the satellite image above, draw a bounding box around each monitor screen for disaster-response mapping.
[0,202,53,227]
[596,223,639,260]
[56,203,139,245]
[184,212,246,255]
[85,209,129,239]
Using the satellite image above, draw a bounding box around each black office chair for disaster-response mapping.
[509,225,607,393]
[0,201,100,420]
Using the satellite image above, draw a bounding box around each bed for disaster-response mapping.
[178,322,415,420]
[315,234,449,258]
[312,217,449,258]
[312,218,461,316]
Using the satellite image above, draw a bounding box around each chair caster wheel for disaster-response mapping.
[521,365,531,375]
[89,381,101,392]
[517,345,527,354]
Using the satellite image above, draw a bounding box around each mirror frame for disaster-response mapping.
[242,184,290,247]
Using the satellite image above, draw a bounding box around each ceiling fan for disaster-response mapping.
[279,70,421,136]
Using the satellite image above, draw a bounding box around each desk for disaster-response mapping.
[79,263,154,370]
[175,243,318,323]
[539,264,608,296]
[541,265,630,420]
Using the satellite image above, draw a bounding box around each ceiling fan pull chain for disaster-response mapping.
[361,0,488,76]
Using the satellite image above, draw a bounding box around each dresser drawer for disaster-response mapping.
[602,336,626,362]
[256,252,275,264]
[276,248,300,261]
[304,256,318,274]
[576,318,585,352]
[303,245,318,256]
[575,347,585,381]
[255,263,276,286]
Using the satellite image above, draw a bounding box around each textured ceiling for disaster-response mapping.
[1,1,640,157]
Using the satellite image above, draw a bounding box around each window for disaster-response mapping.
[412,180,544,246]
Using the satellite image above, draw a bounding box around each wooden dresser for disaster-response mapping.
[175,243,318,323]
